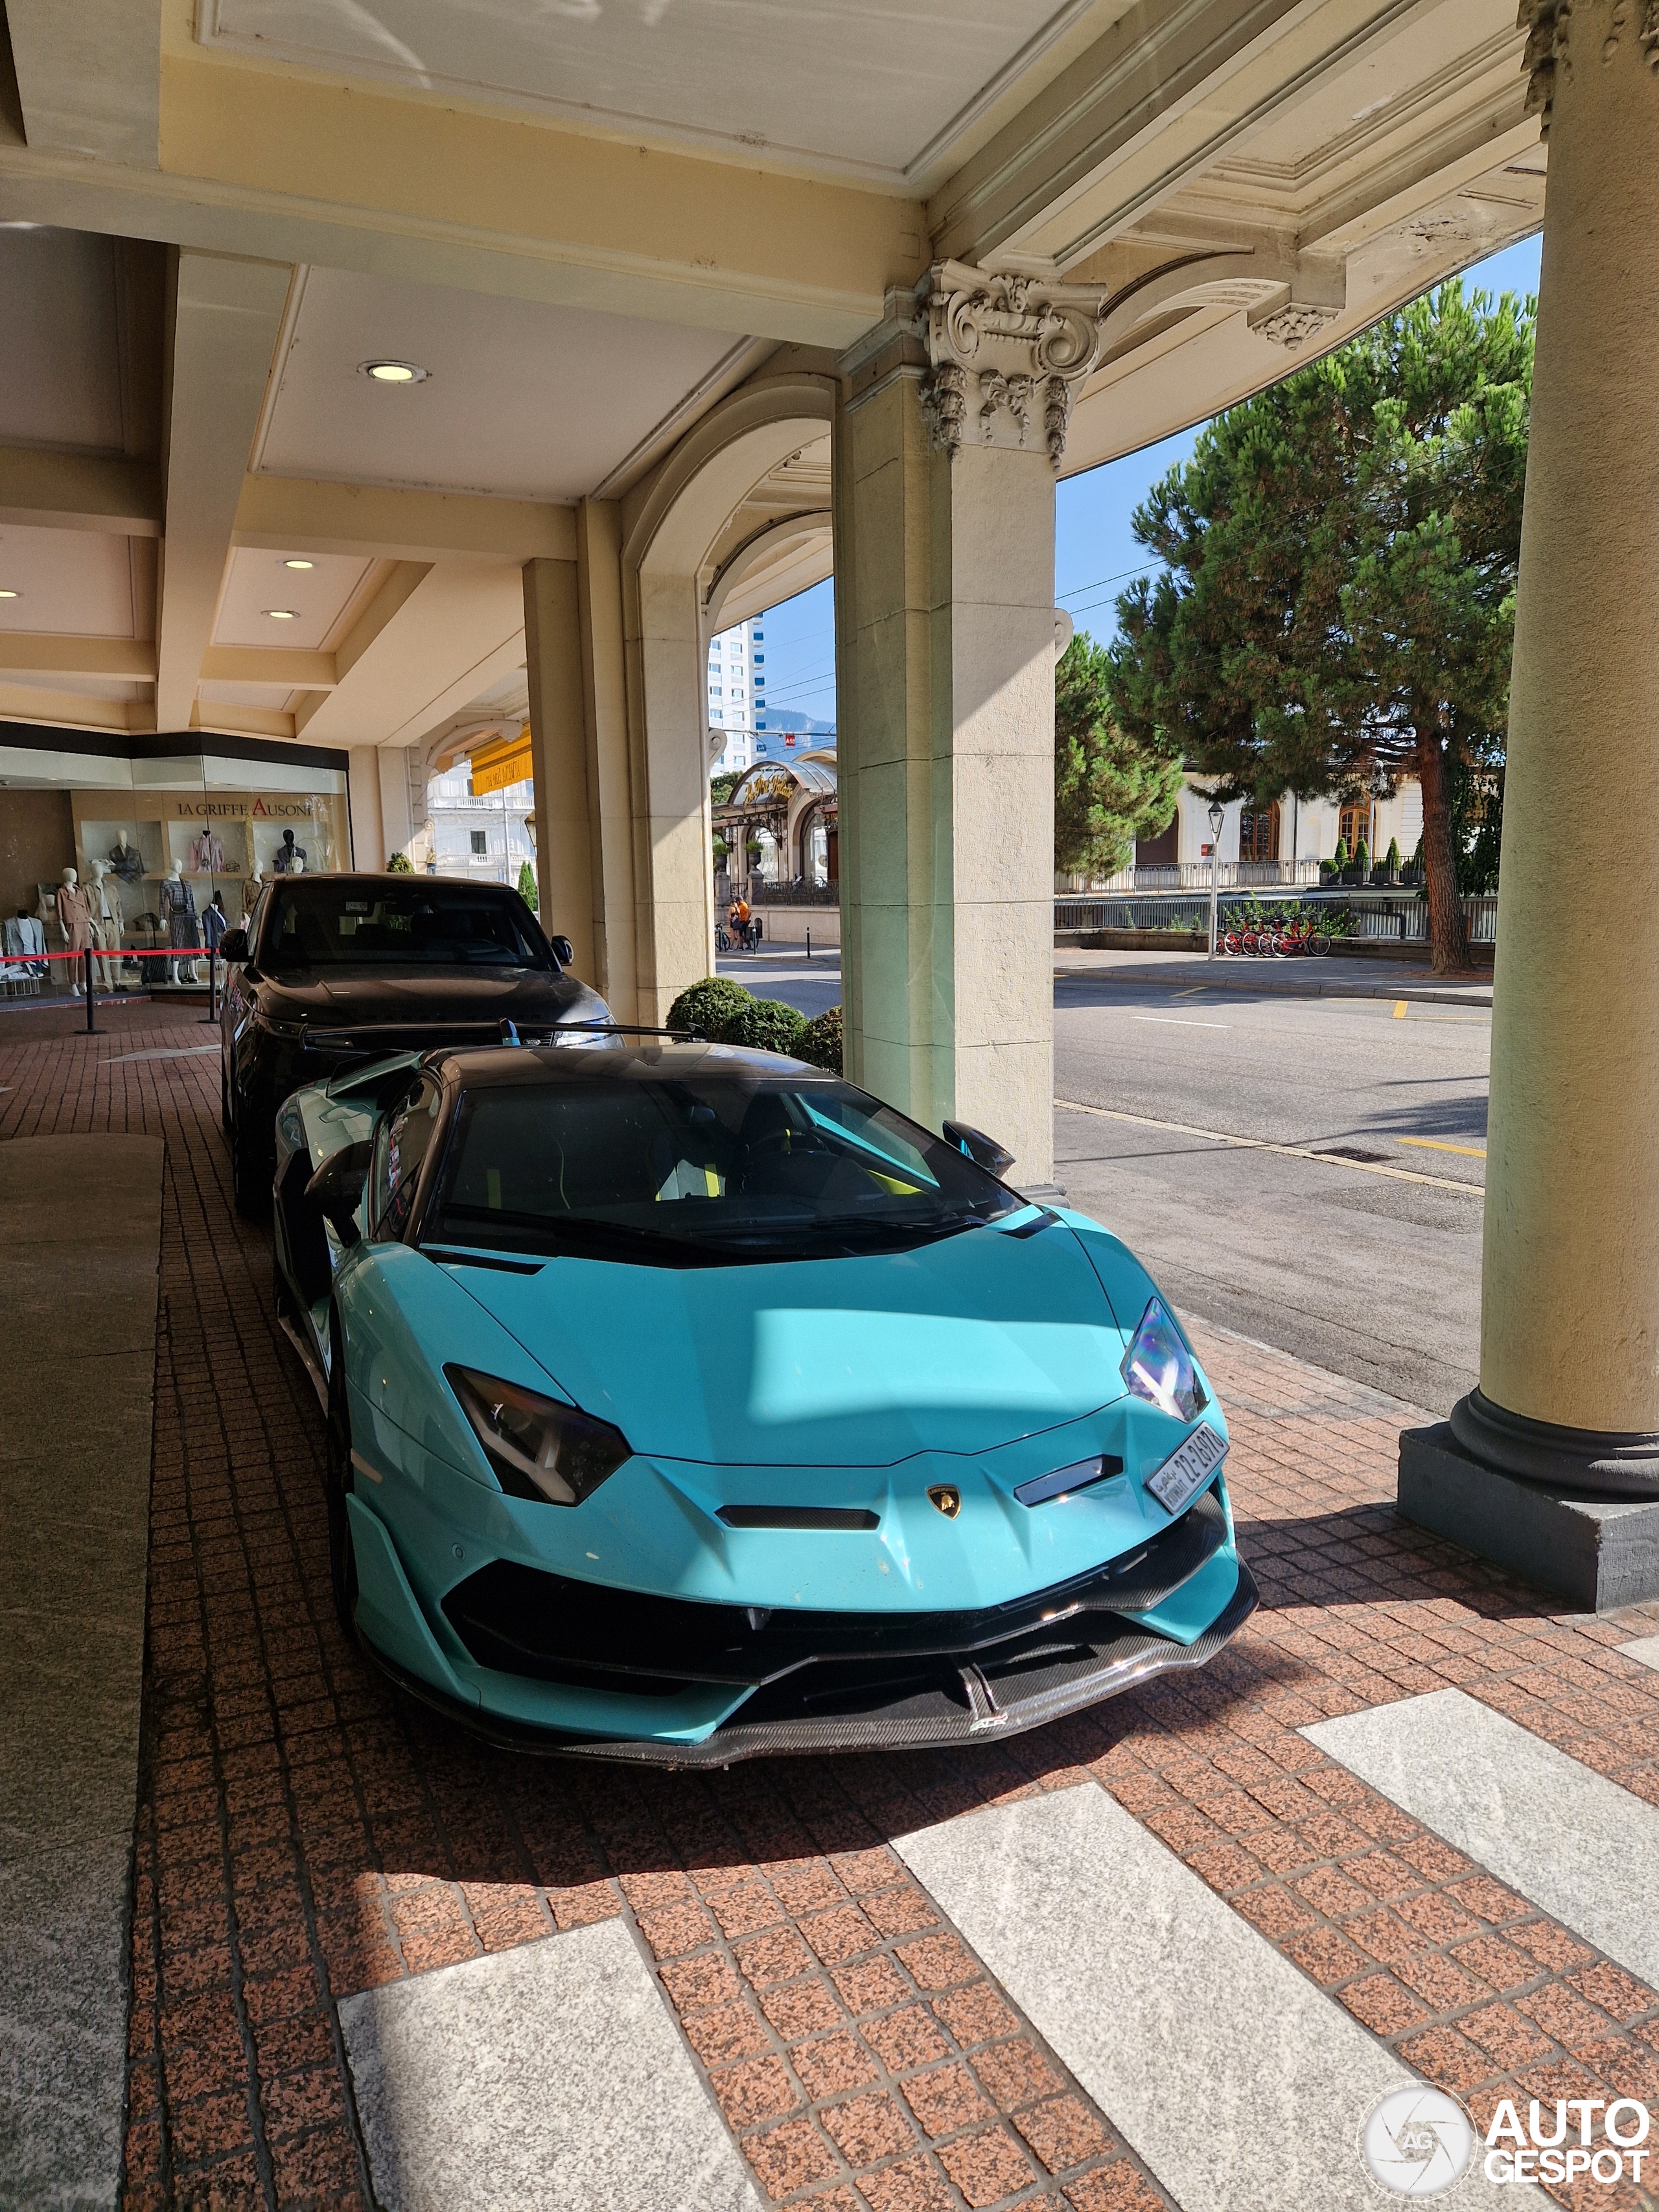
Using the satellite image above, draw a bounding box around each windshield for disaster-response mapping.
[422,1076,1022,1263]
[261,882,550,972]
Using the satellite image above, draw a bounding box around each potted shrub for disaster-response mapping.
[1375,835,1400,887]
[1339,833,1365,887]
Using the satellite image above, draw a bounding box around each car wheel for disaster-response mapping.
[325,1307,360,1638]
[231,1080,273,1222]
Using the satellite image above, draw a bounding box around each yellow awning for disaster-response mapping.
[470,724,533,797]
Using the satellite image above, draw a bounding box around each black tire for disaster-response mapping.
[325,1307,360,1638]
[230,1080,273,1221]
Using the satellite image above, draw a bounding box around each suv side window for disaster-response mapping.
[373,1077,443,1239]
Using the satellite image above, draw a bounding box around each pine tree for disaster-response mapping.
[1107,283,1531,972]
[1054,631,1183,880]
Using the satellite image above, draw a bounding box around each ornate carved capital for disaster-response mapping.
[1250,302,1341,352]
[1521,0,1659,134]
[916,262,1111,469]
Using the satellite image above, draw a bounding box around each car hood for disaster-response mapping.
[449,1214,1131,1467]
[260,967,605,1029]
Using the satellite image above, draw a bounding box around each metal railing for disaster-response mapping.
[1062,859,1327,894]
[1055,888,1498,942]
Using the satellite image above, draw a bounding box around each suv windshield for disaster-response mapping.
[423,1076,1021,1264]
[261,881,550,972]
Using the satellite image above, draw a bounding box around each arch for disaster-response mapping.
[618,369,837,1018]
[704,510,832,634]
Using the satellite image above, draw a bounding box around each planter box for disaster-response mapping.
[1057,929,1211,953]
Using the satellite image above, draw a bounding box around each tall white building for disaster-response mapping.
[706,616,768,776]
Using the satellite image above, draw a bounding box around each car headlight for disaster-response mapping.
[445,1366,631,1505]
[1120,1296,1207,1422]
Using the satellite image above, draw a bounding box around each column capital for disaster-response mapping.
[915,260,1110,469]
[1520,0,1659,134]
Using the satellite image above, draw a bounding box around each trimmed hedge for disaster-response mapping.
[719,997,809,1056]
[796,1006,843,1074]
[666,975,752,1037]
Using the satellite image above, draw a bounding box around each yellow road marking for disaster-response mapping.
[1393,1001,1408,1018]
[1398,1135,1486,1158]
[1055,1099,1483,1194]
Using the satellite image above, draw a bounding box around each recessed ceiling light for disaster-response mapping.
[359,360,428,384]
[0,588,18,600]
[265,608,299,621]
[281,557,315,571]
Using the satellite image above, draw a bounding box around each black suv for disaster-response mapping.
[220,874,614,1216]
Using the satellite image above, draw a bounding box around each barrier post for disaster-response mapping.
[84,945,101,1034]
[202,946,218,1025]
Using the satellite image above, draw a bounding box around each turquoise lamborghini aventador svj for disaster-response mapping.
[270,1040,1256,1762]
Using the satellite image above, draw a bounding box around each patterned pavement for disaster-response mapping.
[3,995,1657,2212]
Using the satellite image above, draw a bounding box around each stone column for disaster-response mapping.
[523,555,597,980]
[1398,0,1659,1607]
[345,746,386,872]
[835,264,1101,1188]
[574,499,639,1022]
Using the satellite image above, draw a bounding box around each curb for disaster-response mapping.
[1055,962,1491,1010]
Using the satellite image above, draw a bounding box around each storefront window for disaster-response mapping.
[1,726,349,1001]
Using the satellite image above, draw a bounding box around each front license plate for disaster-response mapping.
[1144,1423,1226,1516]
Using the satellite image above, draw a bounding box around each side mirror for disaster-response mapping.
[218,927,249,962]
[306,1139,373,1246]
[549,934,574,970]
[942,1119,1015,1178]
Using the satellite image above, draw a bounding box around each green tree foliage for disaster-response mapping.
[516,859,538,912]
[1054,631,1183,879]
[386,850,413,874]
[710,770,743,807]
[1107,283,1531,972]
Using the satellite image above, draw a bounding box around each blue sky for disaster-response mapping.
[752,231,1542,733]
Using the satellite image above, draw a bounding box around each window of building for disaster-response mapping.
[1238,803,1280,864]
[470,830,487,856]
[753,654,764,664]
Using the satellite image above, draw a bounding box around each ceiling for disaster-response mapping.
[255,266,750,501]
[198,0,1092,183]
[0,227,145,454]
[213,547,375,651]
[0,524,142,635]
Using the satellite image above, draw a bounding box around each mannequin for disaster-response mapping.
[56,867,93,995]
[85,858,124,989]
[189,826,225,875]
[202,892,228,953]
[158,864,200,985]
[3,906,46,992]
[241,867,262,924]
[288,854,305,876]
[273,827,307,874]
[106,830,143,886]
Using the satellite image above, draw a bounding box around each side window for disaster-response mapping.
[374,1078,443,1239]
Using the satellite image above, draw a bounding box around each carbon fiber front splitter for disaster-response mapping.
[357,1559,1259,1767]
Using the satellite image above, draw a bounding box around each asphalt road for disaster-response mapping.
[723,951,1487,1414]
[1055,972,1487,1414]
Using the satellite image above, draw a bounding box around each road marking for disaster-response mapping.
[899,1782,1537,2210]
[1055,1097,1483,1194]
[1398,1135,1486,1158]
[1621,1636,1659,1671]
[1131,1014,1230,1029]
[1174,986,1209,999]
[1305,1689,1659,1989]
[340,1919,763,2212]
[1393,1000,1408,1018]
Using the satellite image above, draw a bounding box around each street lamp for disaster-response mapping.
[1207,798,1225,959]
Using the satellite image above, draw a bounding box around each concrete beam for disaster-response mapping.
[5,0,162,167]
[0,682,137,733]
[0,447,162,536]
[295,561,525,751]
[155,251,294,732]
[198,644,336,688]
[0,634,156,680]
[233,476,577,566]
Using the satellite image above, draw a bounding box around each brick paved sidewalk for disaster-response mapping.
[3,1002,1656,2212]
